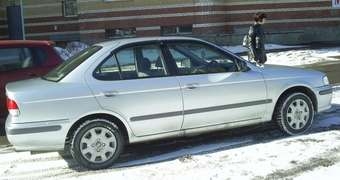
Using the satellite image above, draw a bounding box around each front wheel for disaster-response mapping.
[70,119,124,170]
[274,93,315,135]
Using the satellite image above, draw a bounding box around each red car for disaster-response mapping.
[0,40,62,125]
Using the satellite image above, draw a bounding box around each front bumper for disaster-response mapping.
[314,85,333,113]
[5,116,70,151]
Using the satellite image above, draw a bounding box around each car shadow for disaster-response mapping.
[62,104,340,172]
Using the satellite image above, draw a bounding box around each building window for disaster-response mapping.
[161,25,193,35]
[63,0,78,17]
[105,28,136,39]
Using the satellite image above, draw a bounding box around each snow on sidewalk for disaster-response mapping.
[224,45,340,66]
[266,47,340,66]
[223,44,305,54]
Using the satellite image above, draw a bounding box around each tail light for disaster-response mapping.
[7,97,20,116]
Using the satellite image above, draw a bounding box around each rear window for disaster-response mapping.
[43,46,102,82]
[0,47,47,72]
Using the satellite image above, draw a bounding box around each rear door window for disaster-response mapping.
[94,44,168,81]
[0,47,48,72]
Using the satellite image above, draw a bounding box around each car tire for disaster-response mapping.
[70,119,124,170]
[274,92,315,135]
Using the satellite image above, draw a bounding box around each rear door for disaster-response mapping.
[0,46,50,121]
[87,42,183,137]
[163,40,268,129]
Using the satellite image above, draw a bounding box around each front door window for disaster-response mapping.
[166,42,238,75]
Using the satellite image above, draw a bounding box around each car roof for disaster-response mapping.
[0,40,55,46]
[94,36,204,49]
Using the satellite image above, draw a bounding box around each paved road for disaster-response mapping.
[301,58,340,84]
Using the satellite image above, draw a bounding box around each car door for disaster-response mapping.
[0,46,51,121]
[163,40,268,129]
[87,42,183,137]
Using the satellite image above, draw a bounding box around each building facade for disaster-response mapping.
[1,0,340,45]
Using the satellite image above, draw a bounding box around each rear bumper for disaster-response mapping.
[5,116,70,151]
[314,85,333,113]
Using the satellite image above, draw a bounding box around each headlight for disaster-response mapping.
[323,76,330,85]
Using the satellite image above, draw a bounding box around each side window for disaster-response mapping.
[167,42,238,75]
[116,47,138,79]
[94,44,167,81]
[139,45,167,77]
[94,55,120,80]
[0,48,35,72]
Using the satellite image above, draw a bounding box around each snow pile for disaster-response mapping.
[224,44,340,66]
[223,44,305,54]
[266,47,340,66]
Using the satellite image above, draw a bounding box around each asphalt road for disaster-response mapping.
[301,57,340,84]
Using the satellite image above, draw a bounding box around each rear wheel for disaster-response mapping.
[70,119,124,170]
[274,93,315,135]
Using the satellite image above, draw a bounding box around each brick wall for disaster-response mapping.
[1,0,340,45]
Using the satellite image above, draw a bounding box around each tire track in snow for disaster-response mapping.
[254,146,340,180]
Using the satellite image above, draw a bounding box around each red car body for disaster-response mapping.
[0,40,62,124]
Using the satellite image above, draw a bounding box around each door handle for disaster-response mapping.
[185,83,199,90]
[102,91,118,97]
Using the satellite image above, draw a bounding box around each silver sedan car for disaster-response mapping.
[5,37,332,169]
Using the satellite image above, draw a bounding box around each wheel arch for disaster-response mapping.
[65,113,131,148]
[273,85,318,120]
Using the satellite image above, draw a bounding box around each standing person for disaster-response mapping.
[248,12,267,65]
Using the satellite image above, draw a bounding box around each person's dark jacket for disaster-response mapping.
[248,24,267,64]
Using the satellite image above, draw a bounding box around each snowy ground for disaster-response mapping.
[1,45,340,180]
[224,45,340,66]
[266,47,340,66]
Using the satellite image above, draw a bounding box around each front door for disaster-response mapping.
[164,40,268,129]
[87,42,183,137]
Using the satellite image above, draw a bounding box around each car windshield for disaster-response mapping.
[43,45,102,82]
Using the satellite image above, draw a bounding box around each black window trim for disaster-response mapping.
[93,41,173,81]
[92,39,248,81]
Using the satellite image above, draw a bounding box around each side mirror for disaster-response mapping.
[238,60,250,72]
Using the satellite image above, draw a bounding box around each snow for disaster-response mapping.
[294,162,340,180]
[223,44,305,54]
[266,47,340,66]
[224,44,340,66]
[84,133,339,180]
